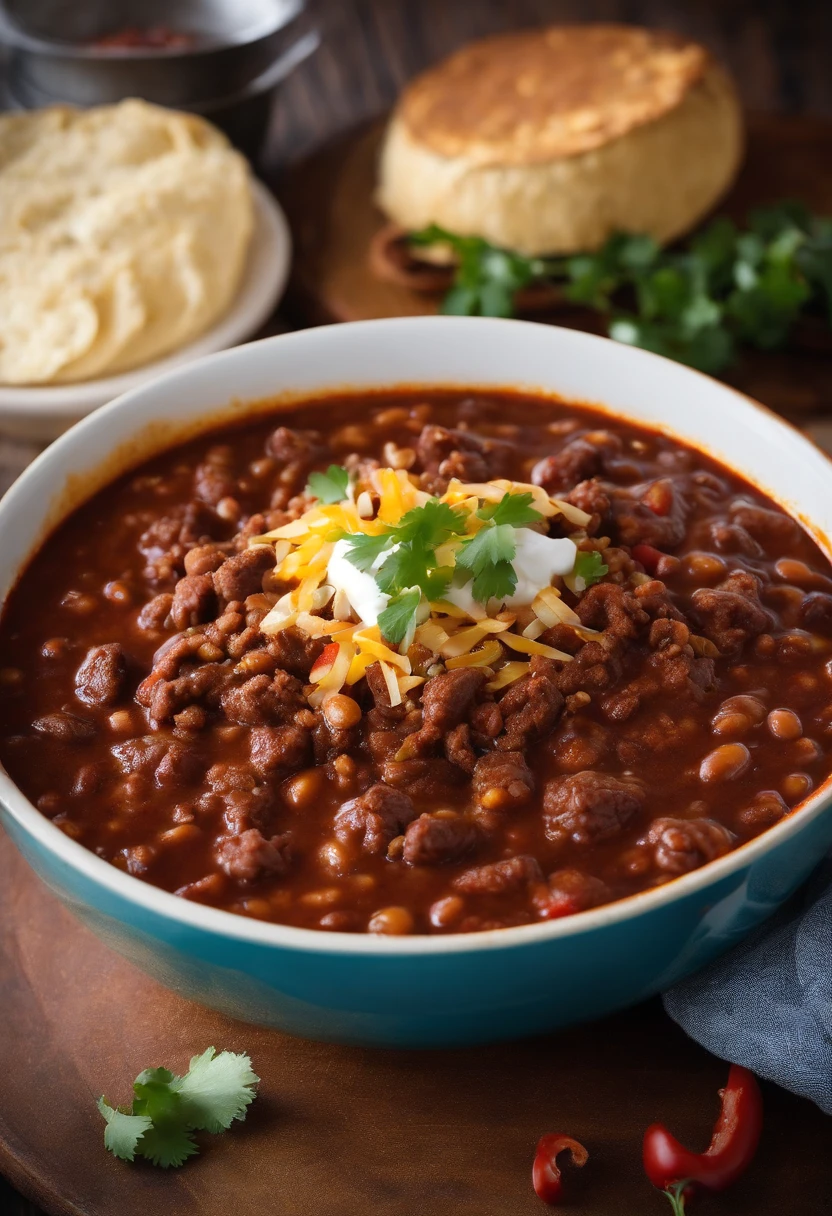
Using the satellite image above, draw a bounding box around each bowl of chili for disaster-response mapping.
[0,316,831,1047]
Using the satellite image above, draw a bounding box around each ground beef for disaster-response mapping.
[33,712,95,741]
[333,783,416,855]
[410,668,488,752]
[215,828,290,882]
[214,547,274,602]
[496,657,564,751]
[531,432,622,491]
[220,670,306,726]
[402,813,478,866]
[453,854,543,895]
[692,570,772,655]
[544,771,644,845]
[642,816,736,875]
[74,643,127,707]
[266,627,325,679]
[382,758,468,800]
[249,724,312,778]
[169,573,217,630]
[471,750,535,810]
[537,868,612,916]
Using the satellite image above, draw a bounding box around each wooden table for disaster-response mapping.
[2,2,831,1212]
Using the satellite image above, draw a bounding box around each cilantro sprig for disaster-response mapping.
[340,492,546,642]
[306,464,350,504]
[409,203,832,373]
[98,1048,259,1168]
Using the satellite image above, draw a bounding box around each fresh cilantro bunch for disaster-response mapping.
[98,1048,259,1168]
[409,223,557,318]
[339,491,545,643]
[409,202,832,373]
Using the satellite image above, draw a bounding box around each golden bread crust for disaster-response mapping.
[399,25,709,167]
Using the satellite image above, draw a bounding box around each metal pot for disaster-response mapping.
[0,0,304,107]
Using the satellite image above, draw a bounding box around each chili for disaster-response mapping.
[643,1063,763,1212]
[532,1133,589,1204]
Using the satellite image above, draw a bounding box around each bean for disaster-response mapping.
[318,840,348,874]
[322,693,362,730]
[782,772,813,802]
[241,898,273,919]
[300,888,342,908]
[429,896,465,928]
[349,873,377,892]
[793,737,821,763]
[107,710,134,733]
[684,552,727,582]
[197,642,224,662]
[368,906,414,935]
[103,580,132,605]
[0,667,22,685]
[319,911,360,931]
[237,650,274,675]
[700,742,751,783]
[332,424,371,450]
[767,709,802,740]
[712,712,751,738]
[249,457,275,478]
[41,637,68,660]
[775,558,832,590]
[382,441,416,469]
[216,496,241,522]
[373,406,409,427]
[714,695,767,725]
[61,590,97,614]
[283,768,325,810]
[159,824,202,847]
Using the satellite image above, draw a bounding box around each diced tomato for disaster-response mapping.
[641,480,673,516]
[310,641,340,681]
[540,894,580,920]
[632,543,664,575]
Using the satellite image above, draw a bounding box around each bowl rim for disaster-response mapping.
[0,0,303,59]
[2,315,831,957]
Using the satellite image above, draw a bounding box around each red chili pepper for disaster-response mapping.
[532,1133,588,1204]
[632,543,665,575]
[643,1064,763,1214]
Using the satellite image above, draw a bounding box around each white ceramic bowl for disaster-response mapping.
[1,317,831,1047]
[0,180,291,443]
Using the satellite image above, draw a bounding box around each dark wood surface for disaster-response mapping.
[1,829,831,1216]
[2,1,832,1212]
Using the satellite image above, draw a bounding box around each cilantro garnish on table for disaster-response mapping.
[408,202,832,373]
[98,1048,259,1167]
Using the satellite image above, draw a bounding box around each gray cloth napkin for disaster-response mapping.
[663,857,832,1113]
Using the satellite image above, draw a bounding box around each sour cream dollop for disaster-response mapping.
[327,531,577,627]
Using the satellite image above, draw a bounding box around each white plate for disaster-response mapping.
[0,179,291,442]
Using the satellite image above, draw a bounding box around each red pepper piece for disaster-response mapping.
[632,543,665,575]
[309,641,340,680]
[643,1064,763,1212]
[539,895,581,920]
[532,1133,588,1204]
[641,480,674,516]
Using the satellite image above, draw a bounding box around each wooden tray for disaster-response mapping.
[0,828,829,1216]
[280,115,832,424]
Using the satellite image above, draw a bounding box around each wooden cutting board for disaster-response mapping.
[280,114,832,425]
[0,828,829,1216]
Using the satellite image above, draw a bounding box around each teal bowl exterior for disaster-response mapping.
[3,783,832,1047]
[2,318,832,1047]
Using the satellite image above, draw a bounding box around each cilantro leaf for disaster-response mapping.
[171,1048,260,1134]
[97,1099,153,1163]
[572,550,609,589]
[340,530,392,572]
[395,500,467,545]
[478,492,542,528]
[98,1049,259,1169]
[306,465,350,504]
[456,522,517,603]
[136,1120,199,1169]
[378,587,423,645]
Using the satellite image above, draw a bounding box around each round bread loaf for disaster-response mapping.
[377,25,743,255]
